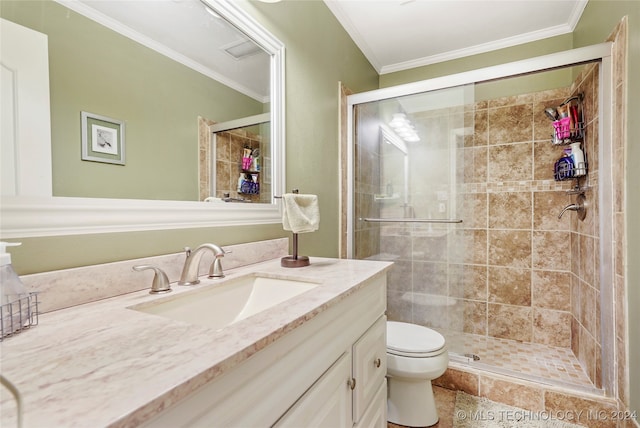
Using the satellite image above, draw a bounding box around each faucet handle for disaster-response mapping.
[558,193,586,221]
[208,248,230,279]
[133,265,172,294]
[208,258,225,279]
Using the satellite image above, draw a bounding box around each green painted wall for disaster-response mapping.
[1,0,263,201]
[573,0,640,416]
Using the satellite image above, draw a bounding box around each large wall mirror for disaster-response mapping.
[0,0,285,238]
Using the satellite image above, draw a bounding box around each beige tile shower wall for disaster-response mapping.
[456,72,603,387]
[459,87,581,350]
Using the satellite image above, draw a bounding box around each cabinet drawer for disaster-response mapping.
[352,315,386,423]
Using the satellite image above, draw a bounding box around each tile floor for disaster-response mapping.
[443,331,595,390]
[387,333,602,428]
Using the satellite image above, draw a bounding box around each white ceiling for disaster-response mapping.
[324,0,589,74]
[56,0,588,98]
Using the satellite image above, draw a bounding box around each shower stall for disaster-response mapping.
[346,44,615,396]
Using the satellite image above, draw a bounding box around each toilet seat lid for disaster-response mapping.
[387,321,446,355]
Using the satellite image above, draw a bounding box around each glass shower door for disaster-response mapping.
[350,85,474,358]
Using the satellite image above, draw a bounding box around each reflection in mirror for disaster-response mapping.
[61,0,270,200]
[0,0,286,238]
[198,113,271,203]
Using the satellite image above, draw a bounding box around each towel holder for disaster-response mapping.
[275,189,311,268]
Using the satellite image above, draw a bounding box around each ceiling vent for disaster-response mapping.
[222,39,263,60]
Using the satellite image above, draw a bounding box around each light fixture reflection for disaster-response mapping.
[388,113,419,143]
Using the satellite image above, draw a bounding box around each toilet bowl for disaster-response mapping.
[386,321,449,427]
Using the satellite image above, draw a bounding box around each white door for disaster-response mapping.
[0,18,52,196]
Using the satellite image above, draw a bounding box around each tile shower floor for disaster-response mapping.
[443,331,597,391]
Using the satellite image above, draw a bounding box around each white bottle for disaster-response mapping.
[237,174,245,193]
[0,242,30,336]
[570,142,586,177]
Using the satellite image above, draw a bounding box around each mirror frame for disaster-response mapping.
[0,0,285,238]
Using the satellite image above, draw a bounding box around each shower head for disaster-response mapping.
[544,107,558,121]
[559,93,584,107]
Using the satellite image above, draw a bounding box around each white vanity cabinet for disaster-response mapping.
[275,315,387,428]
[142,272,387,428]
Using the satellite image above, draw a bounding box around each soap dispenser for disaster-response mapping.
[0,242,30,337]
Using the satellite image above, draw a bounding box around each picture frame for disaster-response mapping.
[81,111,125,165]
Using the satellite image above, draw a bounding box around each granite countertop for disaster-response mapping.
[0,257,392,428]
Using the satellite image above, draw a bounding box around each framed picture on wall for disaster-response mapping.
[81,111,125,165]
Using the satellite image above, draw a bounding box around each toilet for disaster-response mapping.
[386,321,449,427]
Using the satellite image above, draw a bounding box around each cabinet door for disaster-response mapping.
[275,352,352,428]
[354,379,387,428]
[352,315,387,423]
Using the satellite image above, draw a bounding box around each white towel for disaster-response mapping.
[282,193,320,233]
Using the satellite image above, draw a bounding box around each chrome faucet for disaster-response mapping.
[178,243,227,285]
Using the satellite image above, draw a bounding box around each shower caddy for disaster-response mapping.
[551,93,587,180]
[238,147,260,195]
[549,93,588,220]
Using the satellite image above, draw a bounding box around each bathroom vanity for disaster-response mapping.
[0,253,391,427]
[143,268,388,427]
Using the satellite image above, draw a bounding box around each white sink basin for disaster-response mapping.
[130,274,319,330]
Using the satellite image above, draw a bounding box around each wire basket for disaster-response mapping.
[552,119,584,145]
[554,157,588,181]
[0,292,39,341]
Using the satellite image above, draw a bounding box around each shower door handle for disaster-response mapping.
[359,217,463,224]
